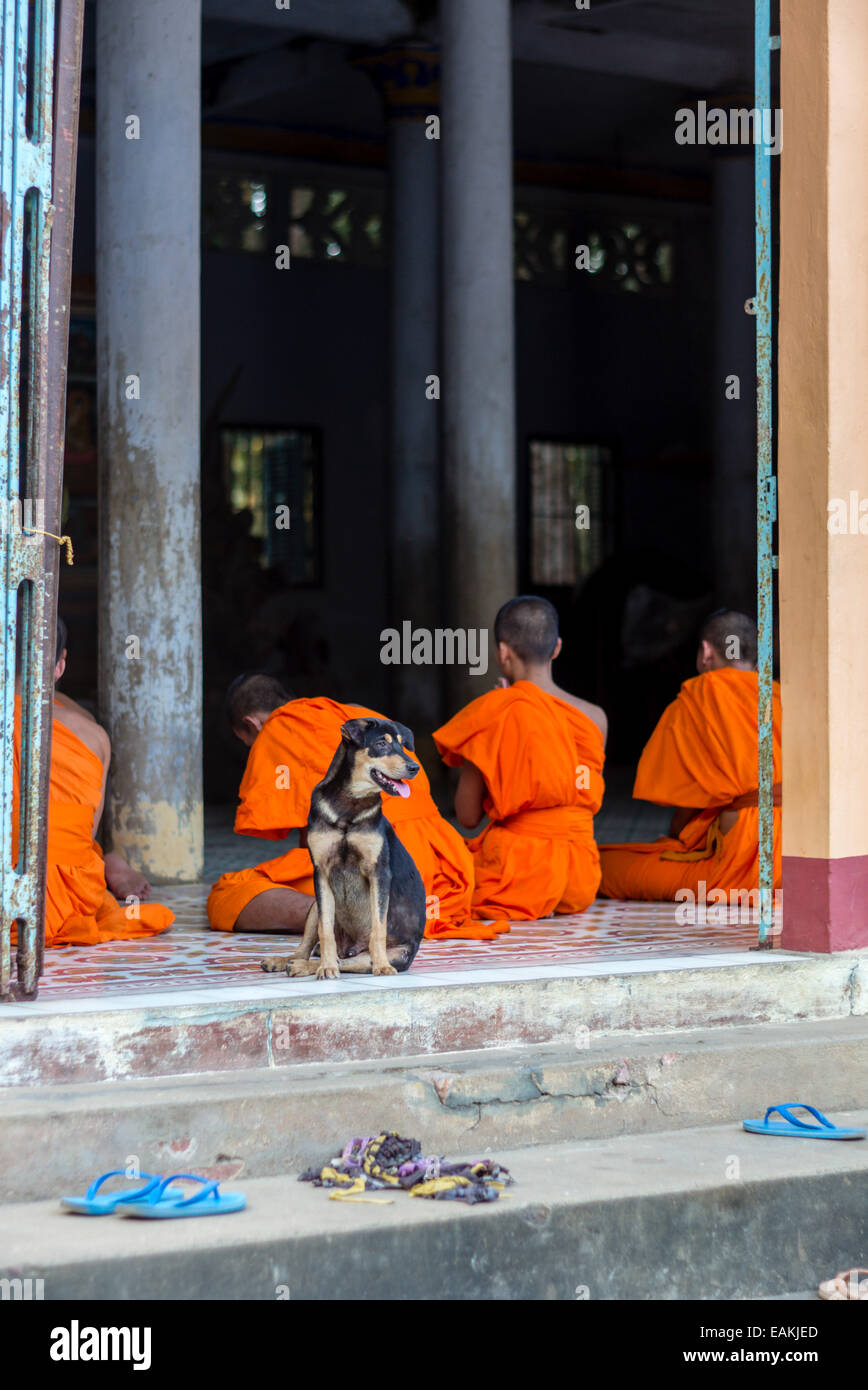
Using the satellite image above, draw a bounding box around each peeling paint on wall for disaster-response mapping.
[111,799,204,883]
[94,0,204,884]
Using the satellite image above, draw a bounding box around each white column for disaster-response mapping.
[359,45,442,737]
[441,0,516,709]
[96,0,203,881]
[390,113,441,732]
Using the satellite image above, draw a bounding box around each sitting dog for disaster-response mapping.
[266,717,426,980]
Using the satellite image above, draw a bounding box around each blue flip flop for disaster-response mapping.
[114,1173,247,1218]
[743,1103,866,1140]
[60,1169,186,1215]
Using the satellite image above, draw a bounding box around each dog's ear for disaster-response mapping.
[341,718,371,747]
[391,721,415,751]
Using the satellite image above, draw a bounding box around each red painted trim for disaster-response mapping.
[782,855,868,952]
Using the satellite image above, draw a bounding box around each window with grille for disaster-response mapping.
[584,221,674,293]
[288,185,386,266]
[514,208,674,291]
[201,159,676,291]
[202,170,270,253]
[221,427,321,585]
[528,441,611,586]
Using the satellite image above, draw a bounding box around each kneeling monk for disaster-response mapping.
[599,610,781,901]
[13,620,174,946]
[207,675,492,939]
[433,597,607,920]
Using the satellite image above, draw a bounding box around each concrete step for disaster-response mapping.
[2,1016,866,1203]
[1,947,866,1086]
[3,1114,867,1300]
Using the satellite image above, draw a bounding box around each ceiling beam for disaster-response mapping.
[203,0,414,46]
[204,41,349,114]
[200,0,750,92]
[512,14,748,88]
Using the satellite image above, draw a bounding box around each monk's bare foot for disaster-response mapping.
[104,851,151,901]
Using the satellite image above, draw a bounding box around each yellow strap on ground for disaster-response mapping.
[328,1177,395,1205]
[320,1166,354,1186]
[410,1176,472,1198]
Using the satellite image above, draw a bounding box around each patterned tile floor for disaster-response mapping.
[28,886,781,1001]
[19,793,780,1002]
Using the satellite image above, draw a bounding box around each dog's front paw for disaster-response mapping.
[288,959,316,977]
[316,963,340,981]
[373,963,398,976]
[262,954,291,973]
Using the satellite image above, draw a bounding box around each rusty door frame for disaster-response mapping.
[0,0,84,1000]
[754,0,778,947]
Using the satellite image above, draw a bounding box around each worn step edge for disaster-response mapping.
[2,952,866,1088]
[3,1116,867,1300]
[1,1017,867,1202]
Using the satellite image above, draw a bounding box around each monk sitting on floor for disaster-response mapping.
[206,675,496,940]
[598,609,781,903]
[432,596,608,921]
[13,620,174,947]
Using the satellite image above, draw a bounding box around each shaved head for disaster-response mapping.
[227,672,292,731]
[494,596,560,665]
[699,610,757,669]
[56,616,68,664]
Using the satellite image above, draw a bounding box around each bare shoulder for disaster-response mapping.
[552,686,608,743]
[54,694,111,766]
[54,690,97,722]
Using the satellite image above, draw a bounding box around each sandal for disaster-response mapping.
[114,1173,246,1218]
[743,1103,866,1140]
[60,1169,185,1215]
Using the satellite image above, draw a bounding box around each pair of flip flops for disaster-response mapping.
[743,1103,866,1140]
[60,1169,246,1218]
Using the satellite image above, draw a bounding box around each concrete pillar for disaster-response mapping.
[357,46,443,742]
[441,0,516,710]
[712,152,756,612]
[779,0,868,949]
[96,0,203,882]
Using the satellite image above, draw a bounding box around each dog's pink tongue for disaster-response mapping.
[396,780,411,799]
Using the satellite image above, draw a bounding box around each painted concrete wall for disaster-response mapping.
[780,0,868,860]
[779,0,868,949]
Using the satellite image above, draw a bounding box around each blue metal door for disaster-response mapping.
[1,0,83,999]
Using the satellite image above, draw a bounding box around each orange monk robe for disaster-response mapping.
[599,667,782,901]
[432,681,606,920]
[206,696,497,940]
[12,715,174,947]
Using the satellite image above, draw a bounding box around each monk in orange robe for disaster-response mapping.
[599,610,782,902]
[12,620,173,947]
[433,597,607,920]
[207,673,492,940]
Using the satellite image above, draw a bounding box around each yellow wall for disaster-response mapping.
[779,0,868,860]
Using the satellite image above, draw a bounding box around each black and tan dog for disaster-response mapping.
[263,717,426,979]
